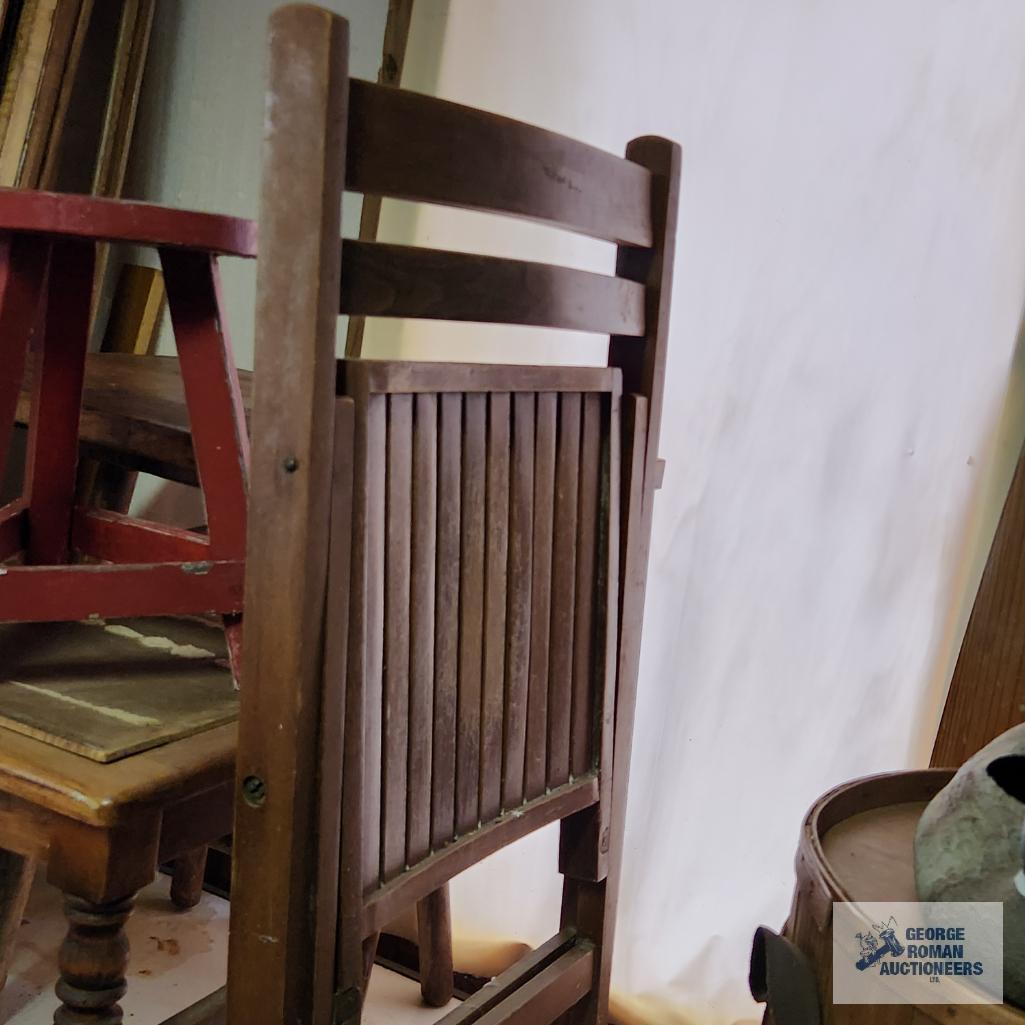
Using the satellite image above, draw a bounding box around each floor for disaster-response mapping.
[1,873,456,1025]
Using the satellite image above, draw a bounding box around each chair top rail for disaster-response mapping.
[0,190,257,256]
[346,78,654,248]
[339,238,646,336]
[338,358,622,397]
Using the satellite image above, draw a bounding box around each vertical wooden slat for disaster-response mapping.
[382,394,412,880]
[337,389,371,1008]
[571,393,601,777]
[480,393,510,822]
[456,393,486,835]
[362,395,386,891]
[546,393,581,788]
[407,393,437,864]
[560,390,621,883]
[501,393,535,810]
[314,396,355,1025]
[524,392,557,801]
[431,393,461,848]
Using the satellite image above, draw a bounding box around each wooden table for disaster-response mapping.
[0,618,238,1024]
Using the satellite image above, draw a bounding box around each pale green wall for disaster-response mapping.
[126,0,390,370]
[123,0,389,514]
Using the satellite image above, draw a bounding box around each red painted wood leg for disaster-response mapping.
[158,248,249,558]
[24,238,95,566]
[0,233,50,491]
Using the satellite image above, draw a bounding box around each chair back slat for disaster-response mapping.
[501,391,536,810]
[339,239,646,336]
[525,392,558,802]
[361,395,386,893]
[430,393,461,849]
[347,78,654,247]
[481,393,511,822]
[354,377,616,897]
[382,393,412,882]
[407,392,437,866]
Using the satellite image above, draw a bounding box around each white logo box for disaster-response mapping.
[832,901,1003,1005]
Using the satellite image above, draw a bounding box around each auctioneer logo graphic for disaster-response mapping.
[854,916,905,971]
[833,902,1002,1005]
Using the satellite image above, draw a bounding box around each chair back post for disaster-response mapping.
[553,135,679,1025]
[227,6,348,1025]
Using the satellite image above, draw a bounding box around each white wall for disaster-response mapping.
[123,0,388,516]
[388,3,1025,1024]
[127,0,389,369]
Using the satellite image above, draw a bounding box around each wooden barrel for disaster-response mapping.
[765,769,1025,1025]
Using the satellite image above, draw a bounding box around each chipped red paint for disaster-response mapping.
[0,195,254,682]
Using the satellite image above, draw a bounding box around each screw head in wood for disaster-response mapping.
[282,455,300,473]
[242,775,266,807]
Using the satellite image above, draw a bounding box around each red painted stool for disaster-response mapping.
[0,190,255,676]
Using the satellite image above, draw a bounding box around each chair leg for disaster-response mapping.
[54,892,135,1025]
[559,876,612,1025]
[416,886,454,1007]
[361,931,380,995]
[169,847,208,910]
[0,849,35,992]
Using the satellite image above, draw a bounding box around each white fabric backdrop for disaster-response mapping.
[365,2,1025,1022]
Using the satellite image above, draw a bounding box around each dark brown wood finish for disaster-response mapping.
[346,79,653,247]
[382,394,412,882]
[221,9,680,1025]
[226,8,348,1025]
[168,846,208,910]
[501,393,536,811]
[55,894,135,1025]
[562,133,681,1022]
[416,886,453,1008]
[571,394,602,778]
[431,392,461,850]
[481,393,510,822]
[548,393,581,789]
[525,393,557,801]
[362,395,386,893]
[339,240,646,336]
[456,394,486,836]
[407,392,437,866]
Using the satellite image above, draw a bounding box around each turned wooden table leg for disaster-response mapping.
[417,886,454,1007]
[0,849,36,992]
[169,847,208,910]
[54,894,135,1025]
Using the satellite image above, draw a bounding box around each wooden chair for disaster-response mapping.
[193,6,678,1025]
[0,192,254,1021]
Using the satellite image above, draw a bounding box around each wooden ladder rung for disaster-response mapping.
[437,929,593,1025]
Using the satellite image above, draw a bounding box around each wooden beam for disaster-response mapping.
[932,432,1025,766]
[437,931,578,1025]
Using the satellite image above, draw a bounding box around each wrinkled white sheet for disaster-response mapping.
[366,2,1025,1022]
